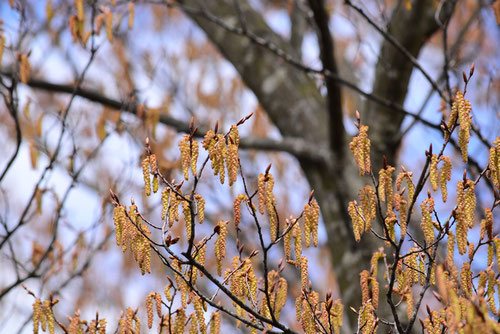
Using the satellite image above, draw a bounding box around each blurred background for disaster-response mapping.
[0,0,498,332]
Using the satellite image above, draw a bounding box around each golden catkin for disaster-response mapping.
[203,130,227,184]
[209,312,220,334]
[192,241,206,284]
[295,296,302,323]
[420,197,435,246]
[179,135,199,180]
[168,190,180,226]
[257,173,266,214]
[348,201,363,242]
[370,251,384,278]
[293,222,302,261]
[42,300,55,334]
[304,199,320,247]
[359,302,376,334]
[33,299,41,334]
[161,188,169,221]
[331,300,343,334]
[183,201,192,241]
[430,154,439,191]
[359,185,376,231]
[113,205,126,248]
[396,170,415,202]
[283,220,292,260]
[480,208,493,241]
[439,156,452,202]
[190,139,199,176]
[142,156,151,196]
[215,221,227,275]
[243,259,258,302]
[360,270,370,305]
[227,125,240,186]
[460,262,472,297]
[349,125,371,175]
[489,137,500,188]
[494,237,500,272]
[173,309,186,334]
[300,256,308,291]
[179,135,191,180]
[487,269,497,314]
[194,194,205,223]
[378,165,395,213]
[266,175,277,241]
[233,194,247,228]
[257,172,278,240]
[154,293,162,318]
[446,232,457,277]
[384,210,397,243]
[189,314,198,334]
[405,247,419,284]
[405,289,414,319]
[275,277,288,319]
[301,293,317,334]
[146,293,154,329]
[447,93,459,137]
[456,179,476,254]
[394,193,408,238]
[455,91,472,162]
[193,296,206,334]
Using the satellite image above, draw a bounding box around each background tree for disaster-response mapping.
[0,0,498,333]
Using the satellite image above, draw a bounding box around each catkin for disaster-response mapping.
[349,125,371,175]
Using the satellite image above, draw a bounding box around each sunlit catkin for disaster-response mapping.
[359,185,376,231]
[194,194,205,223]
[183,201,192,241]
[378,165,395,213]
[489,137,500,188]
[193,295,206,334]
[420,197,435,247]
[430,154,439,191]
[304,199,320,247]
[173,309,186,334]
[293,222,302,261]
[396,170,415,202]
[349,125,371,175]
[300,256,308,291]
[227,125,240,186]
[113,205,126,248]
[233,194,247,228]
[439,156,452,202]
[209,312,220,334]
[33,299,41,334]
[146,292,154,329]
[360,270,370,304]
[456,179,476,254]
[460,262,472,297]
[455,91,472,162]
[348,201,363,242]
[179,135,191,180]
[142,156,151,196]
[215,221,227,275]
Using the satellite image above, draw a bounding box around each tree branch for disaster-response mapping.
[0,71,330,164]
[307,0,345,154]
